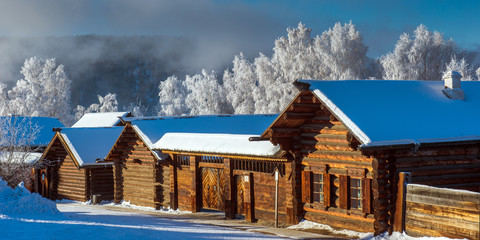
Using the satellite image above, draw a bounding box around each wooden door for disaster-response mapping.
[39,168,49,198]
[235,175,245,215]
[201,168,226,211]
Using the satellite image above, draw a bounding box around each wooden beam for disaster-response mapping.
[269,128,301,138]
[282,112,314,120]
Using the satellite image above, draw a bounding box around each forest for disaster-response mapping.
[0,22,478,125]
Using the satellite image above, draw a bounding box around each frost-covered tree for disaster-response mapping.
[74,93,118,120]
[158,75,188,116]
[444,56,475,80]
[313,21,369,80]
[223,53,256,114]
[381,25,458,80]
[7,57,71,123]
[184,70,230,115]
[0,116,40,187]
[123,99,148,117]
[224,22,372,114]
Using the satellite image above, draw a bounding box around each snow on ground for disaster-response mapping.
[0,180,465,240]
[288,220,464,240]
[0,180,282,239]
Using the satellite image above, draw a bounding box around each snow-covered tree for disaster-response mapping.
[314,21,369,80]
[184,70,229,115]
[0,116,40,187]
[381,25,458,80]
[7,57,72,123]
[223,53,256,114]
[158,75,188,116]
[444,56,475,81]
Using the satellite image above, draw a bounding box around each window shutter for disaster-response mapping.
[301,171,312,203]
[323,173,330,207]
[362,178,372,214]
[339,175,348,209]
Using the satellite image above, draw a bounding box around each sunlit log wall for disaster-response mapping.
[109,125,170,209]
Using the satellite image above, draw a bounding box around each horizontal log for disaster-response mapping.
[406,201,479,222]
[305,150,371,162]
[406,184,480,203]
[288,103,322,112]
[268,128,301,138]
[406,212,479,238]
[282,112,314,120]
[407,194,480,211]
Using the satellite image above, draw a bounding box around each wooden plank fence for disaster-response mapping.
[404,183,480,239]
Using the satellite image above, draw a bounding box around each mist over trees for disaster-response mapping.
[0,22,478,124]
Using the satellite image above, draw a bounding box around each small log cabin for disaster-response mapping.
[34,127,123,202]
[260,72,480,234]
[155,132,288,224]
[106,114,278,210]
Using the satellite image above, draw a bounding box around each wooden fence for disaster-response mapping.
[403,183,480,239]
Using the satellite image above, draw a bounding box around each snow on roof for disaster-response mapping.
[0,116,65,147]
[0,152,42,164]
[59,127,123,167]
[125,114,278,147]
[72,112,129,128]
[154,133,281,157]
[299,79,480,147]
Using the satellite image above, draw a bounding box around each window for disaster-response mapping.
[313,173,324,203]
[350,178,362,209]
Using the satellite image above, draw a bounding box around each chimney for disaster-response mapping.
[442,71,464,100]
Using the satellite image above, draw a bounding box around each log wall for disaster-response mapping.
[109,125,170,209]
[392,144,480,192]
[250,171,288,225]
[43,138,88,201]
[405,184,480,239]
[88,166,114,201]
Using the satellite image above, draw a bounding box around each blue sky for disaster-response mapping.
[0,0,478,60]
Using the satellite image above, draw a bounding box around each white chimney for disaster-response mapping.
[442,71,464,100]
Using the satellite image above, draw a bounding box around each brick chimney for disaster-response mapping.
[442,71,464,100]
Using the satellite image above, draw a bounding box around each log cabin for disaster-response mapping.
[34,127,123,202]
[260,71,480,234]
[154,127,289,224]
[106,114,278,210]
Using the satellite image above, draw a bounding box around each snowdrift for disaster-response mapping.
[0,179,60,217]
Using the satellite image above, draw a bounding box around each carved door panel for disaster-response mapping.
[201,168,225,211]
[235,175,245,215]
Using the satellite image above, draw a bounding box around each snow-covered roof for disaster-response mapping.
[0,116,65,147]
[155,133,281,157]
[59,127,123,167]
[125,114,278,148]
[298,79,480,147]
[0,152,42,164]
[71,112,130,128]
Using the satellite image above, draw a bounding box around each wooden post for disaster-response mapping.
[224,158,235,219]
[113,161,123,204]
[190,156,200,212]
[169,162,178,210]
[274,168,279,228]
[244,172,254,222]
[393,172,410,232]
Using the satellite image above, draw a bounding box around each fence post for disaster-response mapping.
[393,172,410,233]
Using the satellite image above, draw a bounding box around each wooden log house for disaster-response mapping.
[260,72,480,234]
[34,127,123,202]
[154,117,290,224]
[106,114,278,211]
